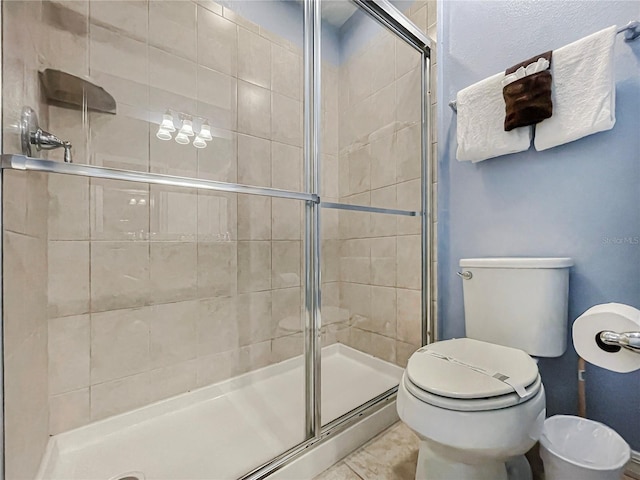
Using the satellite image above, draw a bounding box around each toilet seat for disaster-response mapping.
[405,338,542,412]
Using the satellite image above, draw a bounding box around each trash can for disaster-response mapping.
[539,415,630,480]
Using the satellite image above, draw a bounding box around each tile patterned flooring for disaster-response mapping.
[314,421,637,480]
[314,422,419,480]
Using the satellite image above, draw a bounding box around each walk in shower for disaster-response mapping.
[0,0,434,478]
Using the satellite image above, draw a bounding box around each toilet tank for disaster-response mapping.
[459,257,573,357]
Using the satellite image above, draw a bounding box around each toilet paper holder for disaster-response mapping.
[598,331,640,353]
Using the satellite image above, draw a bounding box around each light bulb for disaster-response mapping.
[160,112,176,132]
[199,123,213,141]
[156,126,172,141]
[175,131,190,145]
[193,136,207,149]
[179,119,194,137]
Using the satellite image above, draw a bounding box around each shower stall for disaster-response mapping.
[0,0,434,478]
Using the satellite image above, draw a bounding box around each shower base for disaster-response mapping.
[38,344,403,480]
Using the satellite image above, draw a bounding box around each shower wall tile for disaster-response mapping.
[150,47,197,99]
[150,130,198,178]
[90,180,150,241]
[272,287,302,337]
[396,124,422,182]
[90,0,149,42]
[238,80,271,139]
[48,240,90,317]
[238,134,271,186]
[197,241,237,297]
[237,291,272,346]
[272,241,302,289]
[397,288,422,345]
[237,241,271,292]
[197,296,239,356]
[41,0,89,78]
[271,142,302,191]
[371,237,396,287]
[197,65,237,131]
[272,43,301,101]
[91,371,151,421]
[49,388,90,435]
[90,107,150,172]
[49,314,91,395]
[90,241,150,312]
[150,301,199,368]
[89,24,148,85]
[196,349,239,387]
[150,186,198,241]
[271,333,303,363]
[197,191,237,240]
[238,27,271,89]
[397,235,421,290]
[396,67,422,127]
[149,0,197,61]
[272,199,302,240]
[91,307,152,384]
[49,173,90,241]
[271,93,303,147]
[149,242,198,303]
[197,132,238,184]
[370,286,397,337]
[4,326,49,480]
[147,360,198,403]
[239,340,271,373]
[196,5,238,77]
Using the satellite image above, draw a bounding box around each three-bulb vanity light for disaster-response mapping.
[156,111,213,149]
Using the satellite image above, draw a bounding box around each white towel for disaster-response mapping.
[456,73,532,163]
[534,26,617,151]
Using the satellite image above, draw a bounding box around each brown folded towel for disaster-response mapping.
[503,51,553,131]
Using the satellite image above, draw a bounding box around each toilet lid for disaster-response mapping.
[406,338,539,400]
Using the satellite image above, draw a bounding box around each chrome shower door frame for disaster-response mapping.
[242,0,435,478]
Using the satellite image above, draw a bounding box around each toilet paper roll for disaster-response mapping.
[572,303,640,373]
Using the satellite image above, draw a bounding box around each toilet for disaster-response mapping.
[397,257,573,480]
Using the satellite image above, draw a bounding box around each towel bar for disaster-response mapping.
[449,20,640,112]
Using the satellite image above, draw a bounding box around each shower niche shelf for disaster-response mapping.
[39,69,117,114]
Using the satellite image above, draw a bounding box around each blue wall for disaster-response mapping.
[438,1,640,450]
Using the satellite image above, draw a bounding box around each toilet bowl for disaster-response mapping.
[396,257,572,480]
[397,338,546,479]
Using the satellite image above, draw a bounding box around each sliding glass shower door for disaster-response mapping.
[317,1,427,427]
[0,0,431,478]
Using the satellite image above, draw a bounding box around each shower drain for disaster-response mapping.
[110,471,145,480]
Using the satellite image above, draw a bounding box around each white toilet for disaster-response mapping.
[397,257,573,480]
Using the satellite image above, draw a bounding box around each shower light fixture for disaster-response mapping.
[175,131,190,145]
[179,119,195,137]
[199,123,213,142]
[193,136,207,149]
[156,127,173,141]
[160,112,176,132]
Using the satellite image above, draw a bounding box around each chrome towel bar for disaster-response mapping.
[449,20,640,112]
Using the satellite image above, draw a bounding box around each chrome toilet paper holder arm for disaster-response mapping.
[599,331,640,353]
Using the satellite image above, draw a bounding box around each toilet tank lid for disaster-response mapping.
[459,257,573,269]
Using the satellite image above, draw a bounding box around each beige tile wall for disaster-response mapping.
[2,1,51,478]
[35,0,309,435]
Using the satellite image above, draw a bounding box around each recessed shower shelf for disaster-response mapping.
[0,154,317,203]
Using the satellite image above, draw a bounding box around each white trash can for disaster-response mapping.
[539,415,630,480]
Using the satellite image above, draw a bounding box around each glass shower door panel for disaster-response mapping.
[320,0,423,212]
[320,206,422,426]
